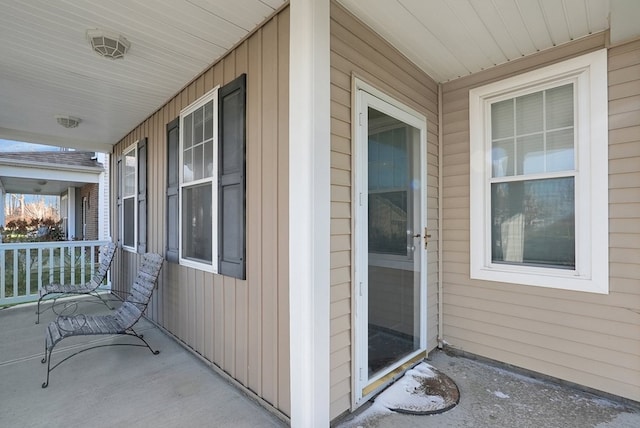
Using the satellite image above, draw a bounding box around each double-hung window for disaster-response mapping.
[179,89,217,271]
[469,50,608,293]
[122,144,137,251]
[119,138,147,253]
[171,74,247,277]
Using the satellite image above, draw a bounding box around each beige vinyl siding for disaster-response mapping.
[441,33,640,402]
[329,2,439,419]
[110,8,290,416]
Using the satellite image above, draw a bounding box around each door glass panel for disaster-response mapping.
[367,107,422,378]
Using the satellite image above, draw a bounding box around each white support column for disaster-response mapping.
[289,0,331,426]
[0,186,5,229]
[97,152,110,241]
[67,186,76,240]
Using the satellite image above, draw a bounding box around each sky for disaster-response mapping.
[0,139,60,152]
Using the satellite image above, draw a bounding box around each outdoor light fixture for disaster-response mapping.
[55,115,81,129]
[86,30,130,60]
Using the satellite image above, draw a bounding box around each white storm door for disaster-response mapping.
[354,82,428,404]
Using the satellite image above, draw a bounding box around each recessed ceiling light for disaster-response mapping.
[86,30,130,60]
[55,115,81,128]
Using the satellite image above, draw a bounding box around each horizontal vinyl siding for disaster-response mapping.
[111,7,290,416]
[441,33,640,402]
[329,2,439,419]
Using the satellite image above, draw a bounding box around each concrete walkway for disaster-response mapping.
[0,302,286,428]
[337,350,640,428]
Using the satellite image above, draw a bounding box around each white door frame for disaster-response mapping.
[353,78,428,405]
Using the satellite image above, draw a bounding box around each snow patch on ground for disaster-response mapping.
[493,391,510,399]
[337,362,449,427]
[375,364,444,412]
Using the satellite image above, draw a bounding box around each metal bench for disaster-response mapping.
[36,242,117,324]
[41,252,164,388]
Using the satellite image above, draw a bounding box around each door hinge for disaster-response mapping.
[359,112,363,126]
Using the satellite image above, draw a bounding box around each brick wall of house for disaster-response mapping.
[79,183,99,240]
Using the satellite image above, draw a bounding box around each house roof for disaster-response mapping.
[0,1,637,153]
[0,151,103,169]
[0,151,104,195]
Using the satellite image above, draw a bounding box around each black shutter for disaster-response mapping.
[218,74,247,279]
[166,119,180,263]
[137,137,148,253]
[116,155,122,248]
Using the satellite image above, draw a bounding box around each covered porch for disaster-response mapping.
[1,0,639,426]
[0,302,287,427]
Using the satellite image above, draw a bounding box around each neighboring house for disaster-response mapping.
[1,1,638,427]
[0,151,109,241]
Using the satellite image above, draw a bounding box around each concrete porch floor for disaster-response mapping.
[2,300,639,428]
[338,350,640,428]
[0,301,287,428]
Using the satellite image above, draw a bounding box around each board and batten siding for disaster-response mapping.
[441,33,640,402]
[110,8,291,416]
[329,2,440,419]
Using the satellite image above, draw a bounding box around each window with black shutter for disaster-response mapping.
[137,137,147,253]
[218,74,246,279]
[166,119,180,263]
[171,74,246,278]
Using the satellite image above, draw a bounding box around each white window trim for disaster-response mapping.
[178,86,219,273]
[121,142,137,252]
[469,49,608,294]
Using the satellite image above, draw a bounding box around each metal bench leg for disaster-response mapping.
[35,293,47,324]
[41,341,54,388]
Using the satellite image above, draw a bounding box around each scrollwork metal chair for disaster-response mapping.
[36,241,117,324]
[41,252,164,388]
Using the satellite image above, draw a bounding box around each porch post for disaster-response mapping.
[0,182,5,229]
[289,0,331,426]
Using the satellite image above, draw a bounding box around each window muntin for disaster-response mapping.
[179,88,218,271]
[491,84,574,178]
[122,145,136,250]
[469,49,608,293]
[489,83,576,270]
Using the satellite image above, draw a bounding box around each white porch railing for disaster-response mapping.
[0,240,110,306]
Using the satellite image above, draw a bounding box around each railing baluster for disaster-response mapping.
[80,244,86,284]
[59,245,65,285]
[70,245,76,285]
[25,248,31,296]
[0,246,5,300]
[90,244,96,284]
[13,248,19,298]
[48,247,54,284]
[38,247,43,294]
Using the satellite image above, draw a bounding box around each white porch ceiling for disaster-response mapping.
[337,0,612,83]
[0,0,286,152]
[0,1,636,153]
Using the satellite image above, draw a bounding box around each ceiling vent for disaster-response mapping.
[87,30,130,60]
[55,115,81,128]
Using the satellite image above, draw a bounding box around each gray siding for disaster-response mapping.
[111,8,291,416]
[441,33,640,402]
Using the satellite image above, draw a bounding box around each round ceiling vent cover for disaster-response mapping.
[55,115,81,128]
[87,30,130,60]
